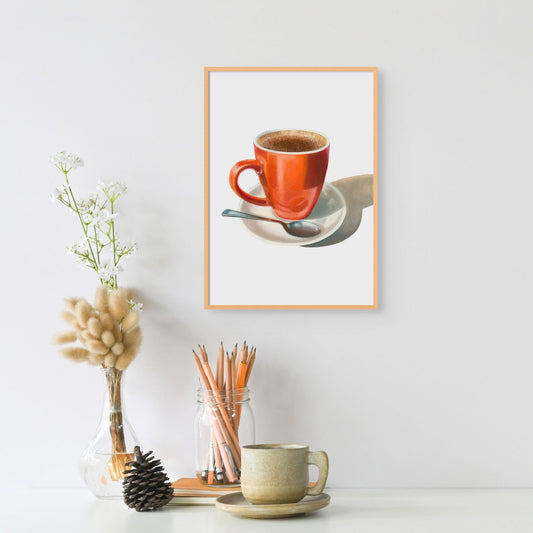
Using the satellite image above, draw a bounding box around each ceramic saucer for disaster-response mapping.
[236,183,346,246]
[215,492,330,519]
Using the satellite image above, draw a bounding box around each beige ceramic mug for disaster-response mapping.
[241,444,329,504]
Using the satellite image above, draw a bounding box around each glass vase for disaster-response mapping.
[79,366,141,499]
[195,386,255,485]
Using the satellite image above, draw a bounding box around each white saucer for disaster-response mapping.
[215,492,330,519]
[236,183,346,246]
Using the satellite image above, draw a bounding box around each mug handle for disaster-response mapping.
[229,160,269,206]
[306,451,329,496]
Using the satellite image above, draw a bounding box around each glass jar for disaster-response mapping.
[195,387,255,485]
[79,367,141,499]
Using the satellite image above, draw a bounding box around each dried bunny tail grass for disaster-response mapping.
[74,300,93,328]
[87,317,103,338]
[115,345,139,370]
[101,330,115,348]
[78,329,96,344]
[88,352,106,366]
[85,339,109,355]
[108,291,130,321]
[64,298,80,312]
[124,326,142,349]
[100,313,114,331]
[52,331,78,345]
[95,286,109,312]
[60,310,80,330]
[104,352,118,367]
[116,287,133,301]
[112,323,122,342]
[111,342,124,355]
[60,347,89,362]
[121,311,139,332]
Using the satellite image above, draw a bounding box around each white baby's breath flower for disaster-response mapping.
[85,208,118,227]
[66,238,90,256]
[51,151,84,171]
[97,181,127,201]
[98,263,119,283]
[76,255,94,269]
[128,299,144,312]
[78,195,100,213]
[116,239,137,258]
[50,183,69,203]
[51,151,137,290]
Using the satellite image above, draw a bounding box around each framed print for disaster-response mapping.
[204,67,378,309]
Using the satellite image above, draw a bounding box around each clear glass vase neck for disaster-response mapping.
[101,366,128,453]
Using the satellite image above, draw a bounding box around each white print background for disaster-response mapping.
[209,71,374,306]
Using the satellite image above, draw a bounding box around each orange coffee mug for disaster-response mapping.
[229,129,330,220]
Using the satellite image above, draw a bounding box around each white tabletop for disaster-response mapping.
[2,488,533,533]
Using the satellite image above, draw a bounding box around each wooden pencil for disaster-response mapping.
[224,353,233,429]
[245,347,256,385]
[192,351,239,481]
[198,347,241,467]
[201,359,241,461]
[193,342,257,484]
[216,342,224,389]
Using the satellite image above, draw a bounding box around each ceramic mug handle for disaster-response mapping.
[229,159,269,207]
[306,451,329,496]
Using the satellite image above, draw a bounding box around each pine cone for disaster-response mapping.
[123,446,174,511]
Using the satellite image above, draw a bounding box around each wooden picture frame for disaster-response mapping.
[205,67,378,309]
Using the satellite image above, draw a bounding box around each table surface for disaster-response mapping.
[2,488,533,533]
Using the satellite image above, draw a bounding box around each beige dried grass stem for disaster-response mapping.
[104,367,133,481]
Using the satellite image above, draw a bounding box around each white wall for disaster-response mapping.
[1,0,532,489]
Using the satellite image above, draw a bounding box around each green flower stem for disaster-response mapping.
[110,199,117,289]
[63,171,99,270]
[94,226,100,264]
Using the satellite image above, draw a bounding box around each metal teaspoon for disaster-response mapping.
[221,209,321,238]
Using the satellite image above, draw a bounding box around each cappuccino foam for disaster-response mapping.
[257,130,327,153]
